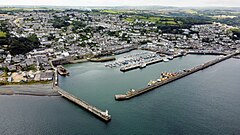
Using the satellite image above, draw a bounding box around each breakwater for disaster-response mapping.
[53,65,111,122]
[115,52,239,100]
[56,87,111,122]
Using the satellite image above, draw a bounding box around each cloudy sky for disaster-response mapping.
[1,0,240,7]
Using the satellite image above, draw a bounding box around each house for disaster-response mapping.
[4,54,12,63]
[0,49,4,54]
[40,71,53,81]
[25,58,35,66]
[7,77,13,82]
[7,65,16,72]
[43,65,52,70]
[0,70,3,76]
[0,63,8,68]
[12,55,24,63]
[19,63,27,69]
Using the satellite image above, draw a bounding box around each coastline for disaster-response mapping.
[0,80,52,86]
[89,57,116,62]
[0,83,60,96]
[69,59,88,64]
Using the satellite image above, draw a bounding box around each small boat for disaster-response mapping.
[126,89,136,95]
[140,63,147,69]
[168,56,173,60]
[148,80,156,86]
[57,65,70,76]
[160,54,166,57]
[163,58,169,62]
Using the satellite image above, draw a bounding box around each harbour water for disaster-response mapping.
[1,50,240,134]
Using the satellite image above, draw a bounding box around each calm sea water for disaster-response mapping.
[1,50,240,135]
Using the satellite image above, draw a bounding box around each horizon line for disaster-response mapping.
[0,4,240,8]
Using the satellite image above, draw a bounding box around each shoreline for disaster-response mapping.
[1,50,238,97]
[69,59,88,64]
[89,57,116,62]
[0,83,60,96]
[0,80,52,86]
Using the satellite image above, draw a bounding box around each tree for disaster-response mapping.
[8,34,40,55]
[52,17,70,29]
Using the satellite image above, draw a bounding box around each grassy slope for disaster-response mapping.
[123,15,180,25]
[0,31,6,38]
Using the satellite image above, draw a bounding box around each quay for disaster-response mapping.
[89,57,116,62]
[187,50,227,55]
[113,47,136,55]
[115,52,239,100]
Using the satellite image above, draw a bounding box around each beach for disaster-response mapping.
[0,84,59,96]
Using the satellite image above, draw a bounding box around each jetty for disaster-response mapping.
[120,58,163,72]
[115,52,239,100]
[52,66,111,122]
[119,53,185,72]
[56,87,111,122]
[119,50,228,73]
[233,55,240,59]
[187,50,227,55]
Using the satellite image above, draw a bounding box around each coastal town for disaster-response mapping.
[0,1,240,133]
[0,9,240,84]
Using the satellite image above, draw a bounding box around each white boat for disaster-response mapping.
[168,56,173,60]
[148,80,156,86]
[163,58,169,62]
[140,63,147,68]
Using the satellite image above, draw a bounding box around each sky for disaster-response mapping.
[0,0,240,7]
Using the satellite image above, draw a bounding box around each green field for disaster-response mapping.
[101,9,120,14]
[123,15,180,25]
[229,28,240,32]
[0,31,6,38]
[157,21,178,25]
[101,9,136,14]
[141,16,174,22]
[123,17,135,23]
